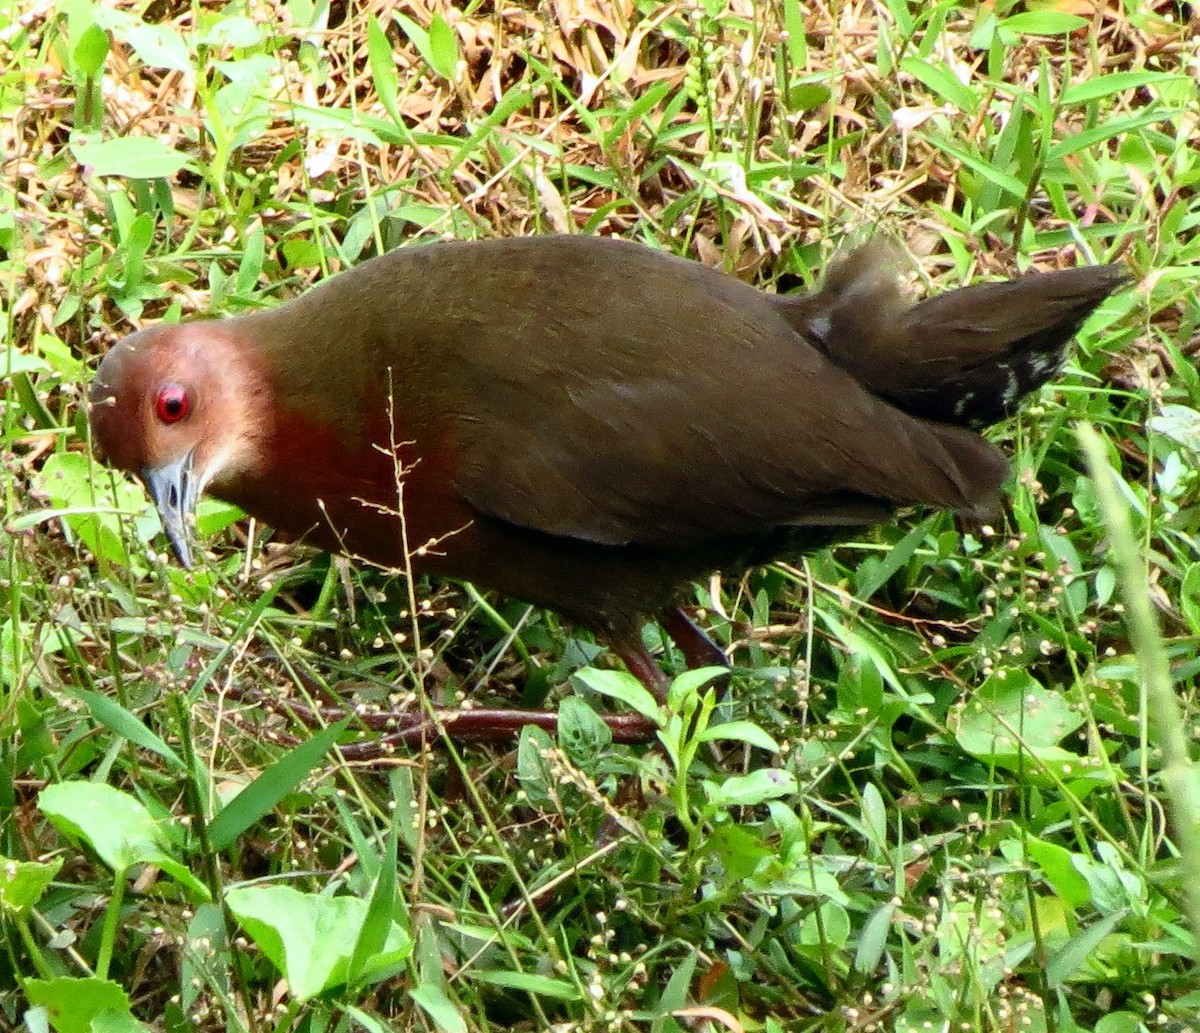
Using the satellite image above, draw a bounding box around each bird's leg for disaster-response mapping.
[661,606,728,672]
[607,625,671,703]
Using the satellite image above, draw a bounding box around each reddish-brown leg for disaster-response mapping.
[606,624,671,702]
[661,606,729,671]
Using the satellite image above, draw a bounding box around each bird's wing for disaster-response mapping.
[450,282,1003,550]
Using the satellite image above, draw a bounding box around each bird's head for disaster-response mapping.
[89,323,268,567]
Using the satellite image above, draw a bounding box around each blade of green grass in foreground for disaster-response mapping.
[1078,421,1200,960]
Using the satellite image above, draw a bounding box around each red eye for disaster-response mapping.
[154,383,190,424]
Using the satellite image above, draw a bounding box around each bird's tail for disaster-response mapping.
[774,242,1129,428]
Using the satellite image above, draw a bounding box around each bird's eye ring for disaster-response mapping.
[154,383,190,424]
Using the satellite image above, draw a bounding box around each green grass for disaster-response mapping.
[3,1,1200,1031]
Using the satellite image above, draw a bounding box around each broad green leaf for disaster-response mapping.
[0,350,50,375]
[71,136,190,179]
[94,9,190,72]
[667,666,727,701]
[226,885,411,1001]
[696,720,779,752]
[34,453,143,565]
[705,769,798,809]
[516,725,558,810]
[1013,837,1091,907]
[706,824,771,884]
[0,855,63,914]
[1148,403,1200,455]
[24,977,147,1033]
[955,671,1087,776]
[73,23,109,77]
[38,783,209,900]
[854,900,896,974]
[556,695,612,767]
[427,13,459,80]
[573,668,662,723]
[1000,12,1088,35]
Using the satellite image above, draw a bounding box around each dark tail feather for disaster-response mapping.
[775,243,1129,428]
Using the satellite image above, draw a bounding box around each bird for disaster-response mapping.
[88,234,1126,721]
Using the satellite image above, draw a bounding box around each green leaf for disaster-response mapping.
[900,56,978,114]
[696,720,779,752]
[854,517,933,600]
[392,11,457,82]
[0,855,63,914]
[472,970,582,1001]
[93,9,190,72]
[1095,1013,1149,1033]
[75,689,184,770]
[0,350,50,376]
[34,452,144,566]
[347,823,402,984]
[556,695,612,767]
[195,497,246,537]
[658,951,698,1014]
[446,86,533,174]
[38,783,210,900]
[954,672,1092,780]
[667,666,727,702]
[71,136,190,179]
[367,16,402,124]
[1048,110,1177,161]
[956,672,1084,752]
[572,668,662,723]
[1045,909,1128,987]
[24,977,148,1033]
[705,824,771,883]
[705,769,798,809]
[409,984,467,1033]
[427,13,459,80]
[854,900,896,974]
[226,885,411,1001]
[197,15,263,49]
[1000,12,1088,36]
[516,725,558,810]
[923,131,1029,200]
[1021,838,1092,907]
[207,718,350,851]
[73,23,109,77]
[1061,71,1189,105]
[781,0,805,66]
[92,1011,154,1033]
[1148,403,1200,455]
[860,782,887,854]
